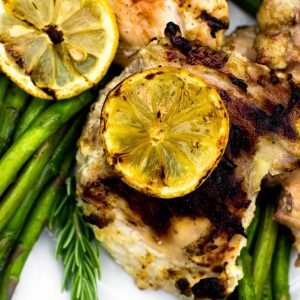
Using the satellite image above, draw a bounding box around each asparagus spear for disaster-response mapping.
[0,74,10,112]
[0,130,65,232]
[253,200,279,300]
[272,227,291,300]
[0,91,94,197]
[0,153,75,300]
[247,201,261,252]
[262,273,273,300]
[14,97,50,140]
[237,249,256,300]
[0,115,85,269]
[0,85,29,155]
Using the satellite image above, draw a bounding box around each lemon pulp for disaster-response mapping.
[101,67,229,198]
[0,0,118,99]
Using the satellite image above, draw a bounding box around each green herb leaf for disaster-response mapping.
[50,178,101,300]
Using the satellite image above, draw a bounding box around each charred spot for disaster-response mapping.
[221,156,236,170]
[165,22,183,41]
[103,178,172,235]
[83,213,112,229]
[149,37,158,42]
[192,278,226,299]
[256,75,266,87]
[200,11,229,38]
[4,44,25,68]
[145,73,155,80]
[270,69,280,85]
[209,244,218,250]
[41,87,56,98]
[218,90,231,103]
[164,23,228,69]
[287,75,300,112]
[184,43,229,69]
[146,72,163,80]
[103,145,248,240]
[241,103,297,139]
[112,153,121,165]
[164,23,192,54]
[229,76,248,92]
[114,86,121,97]
[80,180,110,206]
[44,25,64,44]
[101,118,107,133]
[212,265,224,273]
[176,278,191,296]
[228,124,252,157]
[160,166,166,181]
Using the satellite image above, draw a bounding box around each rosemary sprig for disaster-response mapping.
[50,178,101,300]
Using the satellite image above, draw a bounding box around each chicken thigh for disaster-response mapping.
[77,23,300,299]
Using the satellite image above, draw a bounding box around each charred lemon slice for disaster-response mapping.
[101,67,229,198]
[0,0,118,99]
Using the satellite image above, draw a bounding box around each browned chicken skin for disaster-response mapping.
[77,23,300,299]
[226,16,300,257]
[109,0,229,66]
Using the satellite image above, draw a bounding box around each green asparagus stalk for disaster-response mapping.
[232,0,262,16]
[0,85,29,155]
[262,273,273,300]
[247,202,261,252]
[0,115,85,270]
[0,130,65,232]
[272,228,291,300]
[253,200,279,300]
[0,91,94,197]
[14,97,50,140]
[237,249,256,300]
[0,74,10,112]
[0,153,75,300]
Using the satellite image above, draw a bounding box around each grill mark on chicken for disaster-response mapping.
[192,277,226,299]
[241,103,297,139]
[164,22,228,69]
[102,137,249,240]
[83,214,111,229]
[175,278,191,296]
[287,75,300,112]
[164,22,300,141]
[270,69,280,85]
[229,75,248,92]
[199,11,229,38]
[218,90,231,103]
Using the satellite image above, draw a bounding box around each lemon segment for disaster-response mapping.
[0,0,118,99]
[101,67,230,199]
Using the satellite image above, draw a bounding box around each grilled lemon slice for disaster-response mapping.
[0,0,118,99]
[101,67,229,198]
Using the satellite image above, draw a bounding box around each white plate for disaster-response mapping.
[12,2,300,300]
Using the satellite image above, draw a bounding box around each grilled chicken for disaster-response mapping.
[254,0,300,73]
[227,24,300,256]
[76,23,300,299]
[224,26,257,61]
[109,0,229,66]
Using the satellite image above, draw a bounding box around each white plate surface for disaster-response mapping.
[12,2,300,300]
